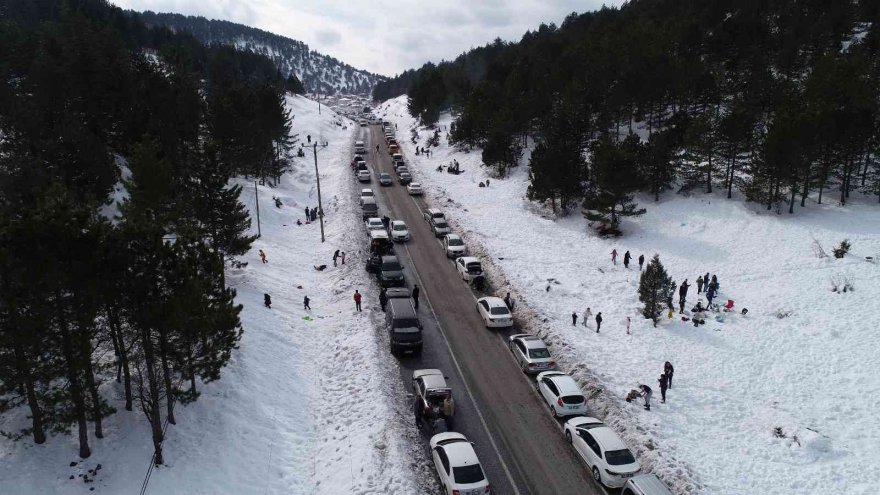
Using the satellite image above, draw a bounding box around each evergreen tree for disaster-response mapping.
[583,135,645,235]
[638,255,675,328]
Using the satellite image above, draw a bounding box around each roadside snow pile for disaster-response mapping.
[0,95,421,495]
[376,96,880,495]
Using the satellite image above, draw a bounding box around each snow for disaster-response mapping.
[98,156,131,225]
[0,95,422,494]
[376,96,880,494]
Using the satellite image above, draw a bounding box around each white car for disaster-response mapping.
[442,234,466,258]
[508,334,556,373]
[360,188,374,200]
[430,432,491,495]
[357,169,371,182]
[455,257,483,281]
[536,371,587,418]
[365,217,384,232]
[389,220,410,242]
[564,417,641,488]
[424,208,445,223]
[476,297,513,328]
[407,182,423,195]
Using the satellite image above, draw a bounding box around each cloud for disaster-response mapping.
[315,28,341,47]
[112,0,622,76]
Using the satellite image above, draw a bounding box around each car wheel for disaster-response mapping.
[521,362,529,374]
[565,430,572,444]
[550,403,559,418]
[592,466,601,484]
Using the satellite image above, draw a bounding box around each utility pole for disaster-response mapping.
[312,143,325,242]
[317,90,321,115]
[254,181,261,238]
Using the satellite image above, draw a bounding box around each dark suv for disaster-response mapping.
[377,255,405,288]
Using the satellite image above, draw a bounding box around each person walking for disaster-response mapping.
[639,384,653,410]
[710,274,719,292]
[259,249,267,264]
[658,374,669,404]
[623,250,631,269]
[703,272,710,289]
[638,254,645,271]
[582,307,592,327]
[486,179,490,187]
[706,285,716,307]
[379,287,388,311]
[354,290,362,312]
[611,249,618,265]
[696,275,704,294]
[595,312,603,333]
[340,251,346,264]
[625,316,631,335]
[307,134,311,143]
[664,361,675,389]
[303,295,311,310]
[571,311,578,326]
[333,249,340,267]
[305,206,310,222]
[411,285,420,310]
[264,293,272,308]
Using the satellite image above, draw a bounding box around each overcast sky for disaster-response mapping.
[112,0,620,76]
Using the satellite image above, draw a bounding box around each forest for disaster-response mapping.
[374,0,880,233]
[0,0,296,464]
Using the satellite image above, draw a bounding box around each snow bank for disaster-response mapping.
[376,96,880,495]
[0,95,421,495]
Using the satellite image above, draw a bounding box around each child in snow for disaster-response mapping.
[664,361,675,388]
[625,316,631,334]
[582,307,592,327]
[259,249,267,264]
[696,275,704,293]
[595,312,603,333]
[658,374,669,403]
[638,254,645,271]
[611,249,618,265]
[571,311,578,326]
[623,251,631,268]
[303,295,311,310]
[639,384,653,410]
[264,293,271,308]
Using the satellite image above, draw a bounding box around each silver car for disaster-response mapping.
[431,217,451,237]
[508,334,557,374]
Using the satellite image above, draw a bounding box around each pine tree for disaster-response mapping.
[638,255,675,328]
[583,135,645,236]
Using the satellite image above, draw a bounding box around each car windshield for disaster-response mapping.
[605,448,636,466]
[528,348,551,359]
[380,174,390,179]
[362,191,373,196]
[435,221,448,228]
[467,263,482,273]
[452,464,485,484]
[393,224,406,231]
[447,238,463,246]
[382,261,402,271]
[489,306,509,316]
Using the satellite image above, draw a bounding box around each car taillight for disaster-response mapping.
[557,397,564,406]
[452,491,460,495]
[548,361,556,367]
[485,485,491,493]
[528,363,536,368]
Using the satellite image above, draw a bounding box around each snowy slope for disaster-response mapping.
[0,95,421,495]
[376,96,880,494]
[138,12,383,95]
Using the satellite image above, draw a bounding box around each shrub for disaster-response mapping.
[832,239,851,258]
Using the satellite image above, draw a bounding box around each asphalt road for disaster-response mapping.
[357,125,608,495]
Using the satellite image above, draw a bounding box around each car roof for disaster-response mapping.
[369,230,388,240]
[391,220,406,226]
[367,217,382,223]
[420,373,448,390]
[568,416,603,428]
[442,439,479,467]
[460,256,480,264]
[518,336,547,349]
[478,296,506,308]
[409,182,421,186]
[379,172,391,177]
[427,208,442,214]
[380,255,399,262]
[445,234,461,240]
[361,188,373,193]
[628,474,673,494]
[590,427,628,451]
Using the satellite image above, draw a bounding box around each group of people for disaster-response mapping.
[610,249,646,271]
[627,361,675,411]
[304,206,321,224]
[415,146,432,157]
[572,308,605,333]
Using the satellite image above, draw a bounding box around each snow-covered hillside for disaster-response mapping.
[138,12,383,95]
[0,96,421,495]
[376,96,880,494]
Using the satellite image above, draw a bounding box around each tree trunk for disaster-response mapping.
[13,345,46,444]
[108,306,133,411]
[706,153,713,194]
[789,185,796,214]
[56,292,91,459]
[140,325,165,465]
[800,169,810,207]
[188,353,198,397]
[159,332,176,425]
[82,352,104,439]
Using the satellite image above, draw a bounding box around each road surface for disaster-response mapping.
[357,125,609,495]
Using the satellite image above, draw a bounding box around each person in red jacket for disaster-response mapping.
[353,290,362,312]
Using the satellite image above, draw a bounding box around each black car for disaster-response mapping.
[377,255,405,288]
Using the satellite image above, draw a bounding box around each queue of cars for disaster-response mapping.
[358,124,670,495]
